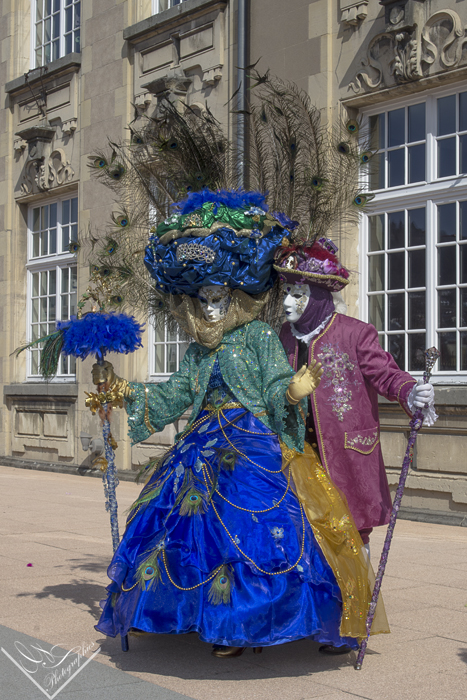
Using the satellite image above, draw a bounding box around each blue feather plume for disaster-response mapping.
[57,313,144,361]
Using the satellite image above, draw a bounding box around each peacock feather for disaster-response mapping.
[208,564,234,605]
[13,329,64,379]
[136,547,163,590]
[175,470,208,516]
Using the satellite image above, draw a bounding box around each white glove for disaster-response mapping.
[407,380,437,426]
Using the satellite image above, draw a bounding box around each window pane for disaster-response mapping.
[53,39,60,61]
[369,153,385,190]
[369,214,384,251]
[49,269,56,294]
[438,94,456,136]
[388,211,404,249]
[65,6,72,31]
[408,333,426,371]
[44,42,51,64]
[71,266,77,292]
[460,135,467,175]
[388,148,405,187]
[49,295,56,321]
[388,293,405,330]
[438,288,456,327]
[167,344,177,373]
[179,342,190,362]
[438,246,456,285]
[62,199,70,224]
[461,332,467,370]
[44,16,51,42]
[369,255,384,291]
[155,344,165,373]
[74,2,81,28]
[438,137,456,178]
[41,205,48,229]
[40,270,47,295]
[408,291,425,329]
[31,351,39,375]
[369,295,384,331]
[62,226,69,251]
[370,113,385,149]
[167,327,177,342]
[408,103,425,142]
[461,288,467,327]
[65,33,72,54]
[71,197,78,222]
[52,12,59,38]
[61,295,69,319]
[389,334,405,369]
[36,0,43,21]
[154,326,165,343]
[62,267,69,293]
[438,331,456,370]
[32,298,39,323]
[388,251,404,289]
[388,108,405,147]
[49,228,56,254]
[461,244,467,284]
[40,297,47,321]
[460,91,467,132]
[33,233,39,258]
[40,231,48,256]
[32,272,39,297]
[408,249,425,288]
[438,203,456,242]
[461,201,467,241]
[408,144,425,183]
[33,207,40,231]
[408,208,426,246]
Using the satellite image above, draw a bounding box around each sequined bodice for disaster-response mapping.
[204,358,237,408]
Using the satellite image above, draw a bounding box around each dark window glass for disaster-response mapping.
[408,208,426,246]
[460,135,467,175]
[369,214,384,251]
[388,108,405,147]
[388,211,404,249]
[438,137,456,178]
[438,288,456,327]
[460,92,467,132]
[408,291,426,329]
[370,153,385,190]
[369,254,385,291]
[388,251,405,289]
[461,244,467,284]
[409,333,427,371]
[461,288,467,327]
[461,201,467,241]
[438,203,456,242]
[370,113,385,150]
[438,94,456,136]
[408,144,425,183]
[388,148,405,187]
[438,246,456,285]
[461,331,467,370]
[389,334,405,369]
[408,249,425,288]
[369,295,385,331]
[408,103,425,142]
[438,331,456,370]
[388,293,405,330]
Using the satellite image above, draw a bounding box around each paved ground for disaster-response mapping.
[0,464,466,700]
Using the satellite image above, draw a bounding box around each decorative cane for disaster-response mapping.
[355,347,440,671]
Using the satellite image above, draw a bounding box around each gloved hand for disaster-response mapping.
[91,361,132,398]
[286,359,323,405]
[408,381,434,408]
[407,380,437,427]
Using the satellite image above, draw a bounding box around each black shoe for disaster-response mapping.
[319,644,352,655]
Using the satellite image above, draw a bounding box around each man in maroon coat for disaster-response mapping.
[276,239,436,549]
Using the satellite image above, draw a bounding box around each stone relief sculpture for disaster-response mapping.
[350,8,467,94]
[21,148,75,194]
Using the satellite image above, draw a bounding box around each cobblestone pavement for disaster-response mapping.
[1,465,466,700]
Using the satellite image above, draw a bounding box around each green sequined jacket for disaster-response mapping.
[125,320,305,452]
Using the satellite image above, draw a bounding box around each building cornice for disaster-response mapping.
[123,0,227,44]
[5,54,81,97]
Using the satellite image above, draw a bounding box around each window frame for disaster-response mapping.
[147,321,191,381]
[31,0,81,69]
[26,195,79,381]
[360,82,467,383]
[151,0,187,15]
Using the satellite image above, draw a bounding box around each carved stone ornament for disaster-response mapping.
[340,0,369,27]
[16,124,75,194]
[202,64,223,87]
[350,8,467,93]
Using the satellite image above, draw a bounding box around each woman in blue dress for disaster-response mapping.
[94,193,388,657]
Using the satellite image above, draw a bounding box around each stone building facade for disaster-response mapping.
[0,0,466,525]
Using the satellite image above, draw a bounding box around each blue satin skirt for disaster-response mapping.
[96,408,357,648]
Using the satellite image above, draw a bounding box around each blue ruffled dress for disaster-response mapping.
[96,360,357,649]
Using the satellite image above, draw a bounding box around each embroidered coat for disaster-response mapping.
[280,312,416,531]
[126,320,305,452]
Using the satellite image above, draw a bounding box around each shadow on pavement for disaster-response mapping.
[16,580,105,620]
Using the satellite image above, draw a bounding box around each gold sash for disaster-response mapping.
[284,442,390,639]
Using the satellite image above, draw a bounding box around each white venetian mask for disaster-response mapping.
[282,283,311,323]
[198,285,231,323]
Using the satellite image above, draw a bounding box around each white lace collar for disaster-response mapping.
[290,313,333,346]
